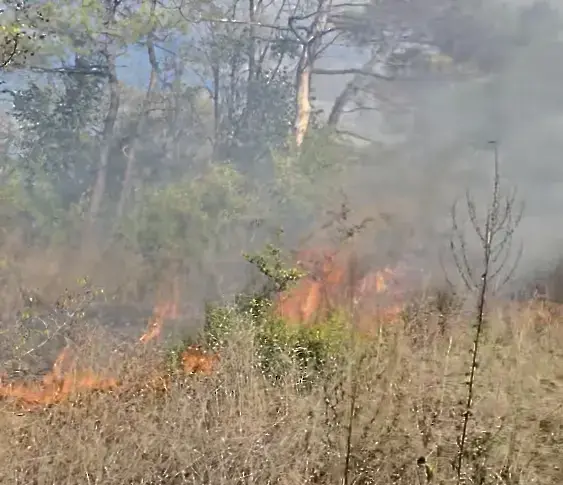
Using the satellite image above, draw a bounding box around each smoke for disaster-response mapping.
[181,0,563,299]
[312,0,563,291]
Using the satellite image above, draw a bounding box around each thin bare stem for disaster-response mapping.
[447,141,523,484]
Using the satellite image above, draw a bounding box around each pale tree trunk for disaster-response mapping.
[294,52,312,147]
[292,0,330,147]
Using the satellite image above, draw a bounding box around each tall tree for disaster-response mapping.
[86,0,122,228]
[11,54,106,210]
[177,0,300,170]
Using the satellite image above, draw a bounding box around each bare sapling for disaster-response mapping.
[447,141,524,484]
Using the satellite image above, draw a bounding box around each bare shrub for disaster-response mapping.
[445,141,524,484]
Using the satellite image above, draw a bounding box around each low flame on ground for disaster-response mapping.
[0,347,118,408]
[0,280,220,410]
[139,279,180,344]
[181,345,221,375]
[139,299,178,344]
[0,251,403,409]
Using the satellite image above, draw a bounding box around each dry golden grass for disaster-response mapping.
[0,298,562,485]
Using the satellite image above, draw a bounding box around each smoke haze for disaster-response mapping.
[317,0,563,290]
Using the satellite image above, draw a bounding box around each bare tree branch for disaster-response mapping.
[312,67,393,79]
[446,141,523,483]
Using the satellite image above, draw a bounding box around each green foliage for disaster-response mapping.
[203,303,240,351]
[202,241,348,385]
[190,15,298,170]
[0,164,88,247]
[254,315,348,385]
[0,0,349,257]
[0,1,49,69]
[12,70,105,201]
[210,239,302,324]
[241,242,305,305]
[118,163,254,261]
[5,51,107,246]
[204,240,305,344]
[204,298,348,385]
[218,70,297,170]
[270,130,350,214]
[53,0,189,53]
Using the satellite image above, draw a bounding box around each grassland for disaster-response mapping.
[0,290,562,485]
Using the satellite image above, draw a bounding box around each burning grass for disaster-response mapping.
[0,243,411,412]
[0,291,218,410]
[1,296,563,484]
[2,241,563,484]
[275,247,409,329]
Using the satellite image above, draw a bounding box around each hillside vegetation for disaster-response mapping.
[1,275,563,484]
[1,228,563,485]
[0,0,562,483]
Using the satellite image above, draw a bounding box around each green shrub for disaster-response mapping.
[253,314,348,385]
[200,241,351,387]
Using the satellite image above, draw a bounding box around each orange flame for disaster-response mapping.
[276,248,406,325]
[276,248,344,324]
[139,279,180,344]
[0,277,221,410]
[181,345,221,375]
[0,255,402,409]
[0,347,118,408]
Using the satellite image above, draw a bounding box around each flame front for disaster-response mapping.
[0,277,222,410]
[0,253,401,409]
[276,248,406,325]
[139,278,180,344]
[0,347,118,407]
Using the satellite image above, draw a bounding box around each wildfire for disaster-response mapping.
[374,267,394,292]
[181,345,221,375]
[0,248,403,409]
[139,279,180,344]
[0,347,118,408]
[0,278,221,410]
[275,247,407,325]
[139,299,178,344]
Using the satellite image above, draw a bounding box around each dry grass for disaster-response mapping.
[0,298,562,485]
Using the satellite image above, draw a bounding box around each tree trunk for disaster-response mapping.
[212,63,220,146]
[327,45,394,128]
[292,0,330,147]
[86,48,120,229]
[115,28,159,224]
[294,51,312,147]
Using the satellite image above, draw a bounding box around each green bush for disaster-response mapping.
[118,163,255,263]
[200,242,351,386]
